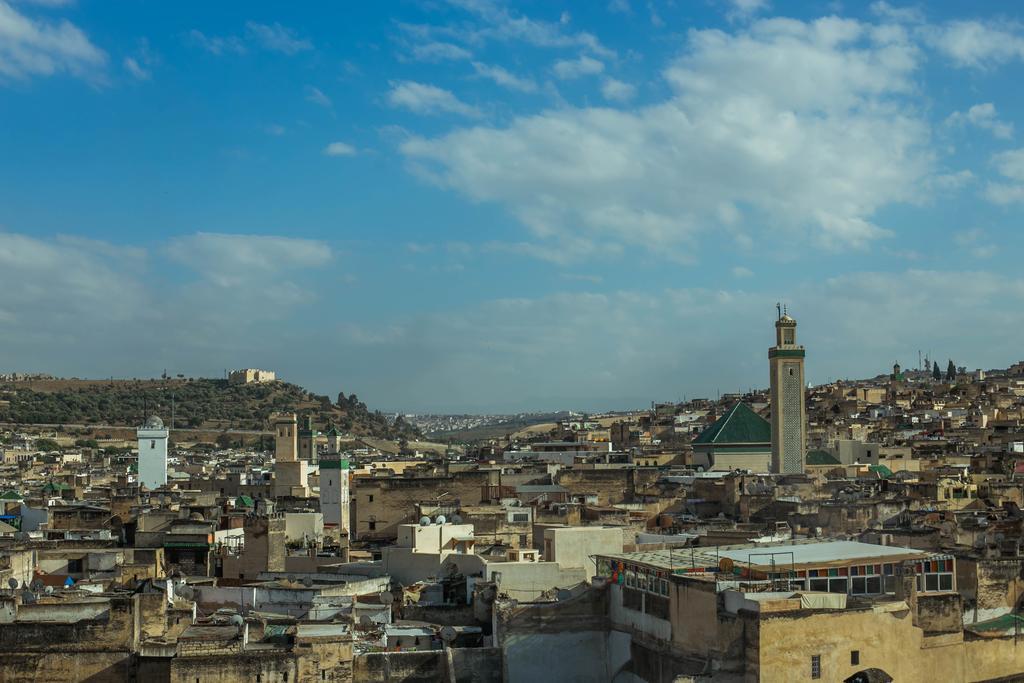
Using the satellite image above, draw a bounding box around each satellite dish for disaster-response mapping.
[44,586,53,595]
[450,514,463,525]
[439,625,457,643]
[435,515,447,525]
[230,614,244,627]
[419,516,431,526]
[359,615,374,627]
[378,591,393,604]
[7,578,17,590]
[22,591,36,604]
[286,574,297,583]
[302,577,314,587]
[31,579,44,592]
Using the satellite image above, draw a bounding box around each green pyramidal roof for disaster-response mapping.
[806,450,841,466]
[693,402,771,446]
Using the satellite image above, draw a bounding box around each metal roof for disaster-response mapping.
[600,539,934,573]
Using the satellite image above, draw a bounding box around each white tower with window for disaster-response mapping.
[137,415,169,490]
[320,457,350,535]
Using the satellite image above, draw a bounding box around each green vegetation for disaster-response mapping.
[35,438,60,452]
[2,378,420,440]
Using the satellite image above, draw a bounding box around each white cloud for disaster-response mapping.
[305,85,332,108]
[985,148,1024,204]
[187,28,246,56]
[945,102,1013,139]
[601,77,636,102]
[870,2,925,25]
[732,266,754,278]
[608,0,631,14]
[401,17,933,258]
[472,61,537,92]
[553,55,604,79]
[122,38,157,81]
[727,0,770,22]
[0,0,106,82]
[123,56,148,80]
[953,228,995,259]
[923,20,1024,68]
[442,0,615,59]
[387,80,482,118]
[409,41,472,62]
[166,233,331,287]
[264,123,286,136]
[244,21,312,55]
[323,141,357,157]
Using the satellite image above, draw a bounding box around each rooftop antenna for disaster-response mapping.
[783,304,788,316]
[776,302,782,320]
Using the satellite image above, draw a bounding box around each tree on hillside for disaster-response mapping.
[35,438,60,452]
[946,360,956,381]
[932,361,941,380]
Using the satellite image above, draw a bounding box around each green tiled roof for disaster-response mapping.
[967,614,1024,633]
[806,450,841,466]
[0,490,22,500]
[693,403,771,446]
[869,464,894,479]
[235,495,255,508]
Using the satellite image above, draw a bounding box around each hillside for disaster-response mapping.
[0,378,421,440]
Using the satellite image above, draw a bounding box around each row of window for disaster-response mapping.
[623,569,670,596]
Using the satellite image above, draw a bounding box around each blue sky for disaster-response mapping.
[3,0,1024,413]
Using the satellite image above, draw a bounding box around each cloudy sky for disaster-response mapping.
[2,0,1024,413]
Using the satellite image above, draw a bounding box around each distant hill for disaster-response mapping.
[0,377,421,440]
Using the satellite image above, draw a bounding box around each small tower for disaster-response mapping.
[137,415,169,490]
[272,412,297,462]
[324,422,342,455]
[298,414,318,464]
[769,305,807,474]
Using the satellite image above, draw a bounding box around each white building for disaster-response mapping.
[137,415,169,490]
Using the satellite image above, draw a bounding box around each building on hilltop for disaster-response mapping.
[228,368,276,385]
[769,306,807,474]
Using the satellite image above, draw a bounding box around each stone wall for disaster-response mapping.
[170,653,297,683]
[354,651,443,682]
[554,468,635,505]
[496,586,610,682]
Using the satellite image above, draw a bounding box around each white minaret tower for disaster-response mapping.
[320,457,350,536]
[769,305,807,474]
[137,415,169,490]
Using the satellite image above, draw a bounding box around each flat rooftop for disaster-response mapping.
[600,539,934,572]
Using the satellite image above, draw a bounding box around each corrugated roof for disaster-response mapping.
[693,403,770,446]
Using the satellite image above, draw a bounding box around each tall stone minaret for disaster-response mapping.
[769,305,807,474]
